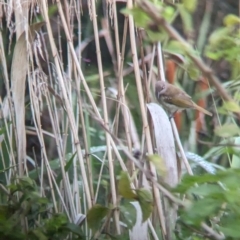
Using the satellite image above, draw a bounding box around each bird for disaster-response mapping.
[155,81,212,117]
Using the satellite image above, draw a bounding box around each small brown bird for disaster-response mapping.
[155,81,212,117]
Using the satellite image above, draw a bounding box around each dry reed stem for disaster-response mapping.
[0,33,16,167]
[28,78,60,215]
[53,0,132,222]
[127,0,167,236]
[41,0,92,209]
[113,4,140,176]
[90,0,120,233]
[74,67,95,205]
[44,89,77,218]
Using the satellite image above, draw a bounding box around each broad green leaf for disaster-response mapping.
[225,189,240,204]
[187,184,223,197]
[223,14,240,26]
[146,29,167,42]
[162,6,175,22]
[18,176,36,190]
[63,223,84,237]
[208,27,230,45]
[178,4,193,32]
[118,172,137,199]
[204,48,222,60]
[214,124,240,138]
[86,204,109,231]
[121,7,151,28]
[183,0,198,13]
[136,188,153,222]
[119,201,137,229]
[219,216,240,238]
[187,63,200,80]
[173,171,226,193]
[45,214,68,232]
[222,101,240,113]
[147,154,167,177]
[166,40,189,55]
[174,169,240,193]
[136,188,153,203]
[181,198,222,225]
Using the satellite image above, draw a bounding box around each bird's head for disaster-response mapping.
[155,81,167,98]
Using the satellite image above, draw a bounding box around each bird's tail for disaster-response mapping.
[193,103,212,116]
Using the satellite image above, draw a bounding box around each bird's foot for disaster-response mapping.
[168,111,177,120]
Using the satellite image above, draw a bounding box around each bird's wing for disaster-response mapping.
[162,92,194,108]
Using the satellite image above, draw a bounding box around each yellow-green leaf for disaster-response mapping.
[136,188,153,222]
[121,7,151,28]
[147,154,167,177]
[183,0,198,13]
[208,27,230,45]
[222,101,240,113]
[188,64,200,80]
[214,124,240,138]
[223,14,240,27]
[178,4,193,32]
[118,172,137,199]
[87,204,109,231]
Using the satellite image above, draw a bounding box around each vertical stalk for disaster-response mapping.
[90,0,120,233]
[127,0,167,237]
[41,0,92,209]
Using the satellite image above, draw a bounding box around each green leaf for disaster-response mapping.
[223,14,240,26]
[45,214,68,233]
[214,124,240,138]
[183,0,198,13]
[181,198,222,225]
[174,169,240,193]
[121,7,151,28]
[146,29,167,42]
[56,152,76,184]
[18,177,36,190]
[222,101,240,113]
[219,216,240,238]
[162,6,176,22]
[118,172,137,199]
[119,201,137,229]
[173,171,225,193]
[187,63,200,80]
[178,4,193,32]
[136,188,153,222]
[147,154,167,177]
[187,184,223,197]
[208,27,230,45]
[166,40,194,56]
[63,223,84,237]
[86,204,109,231]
